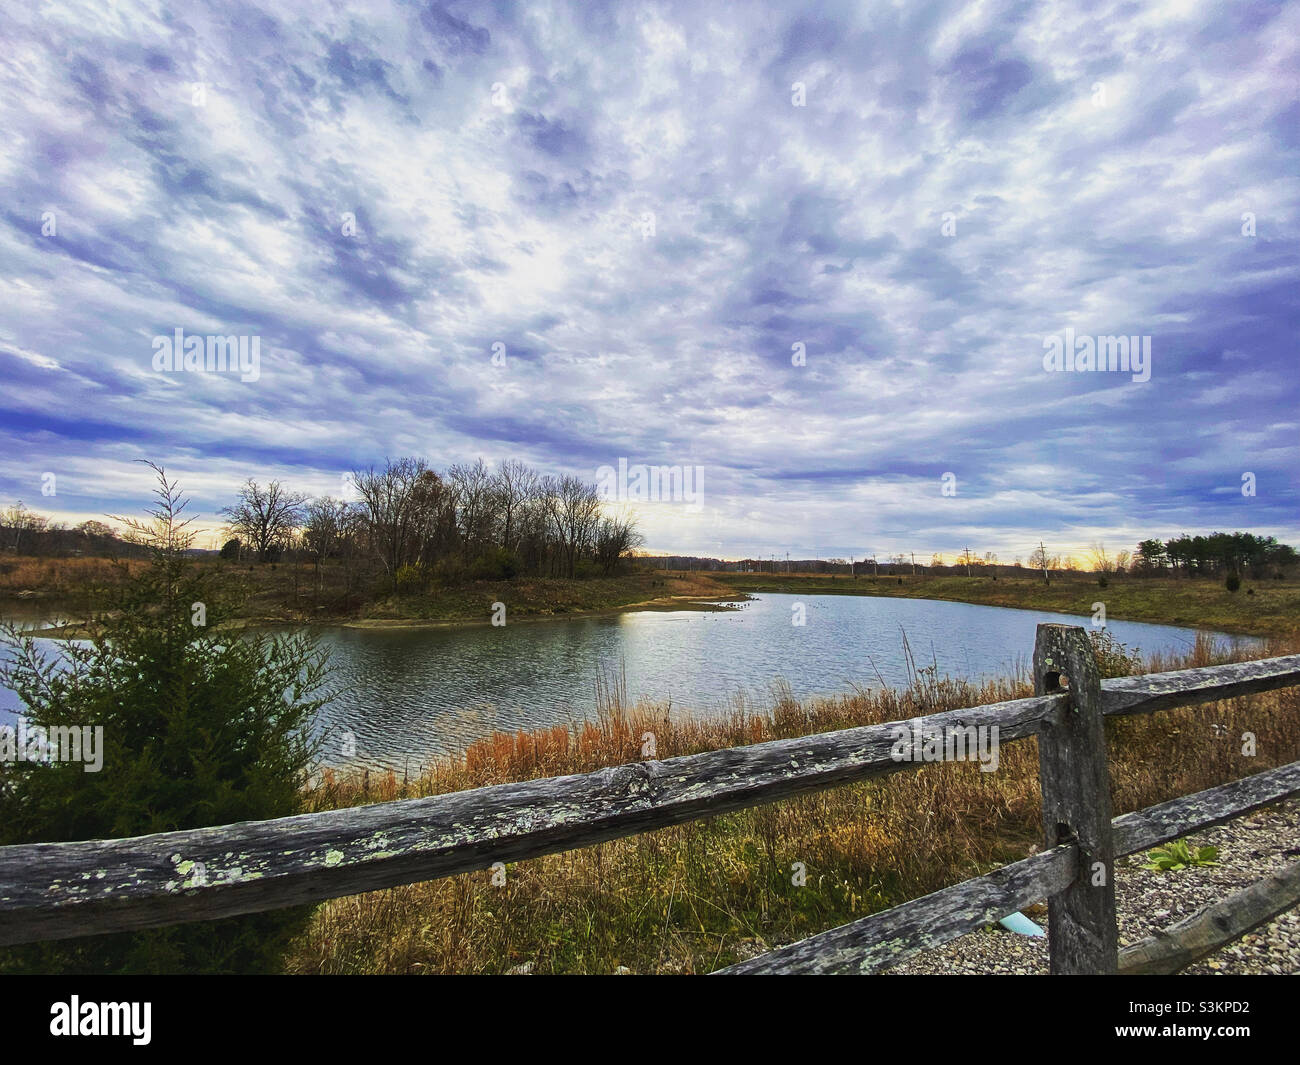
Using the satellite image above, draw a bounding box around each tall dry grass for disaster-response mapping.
[288,631,1300,974]
[0,556,141,597]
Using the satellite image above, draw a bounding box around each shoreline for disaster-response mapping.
[2,586,1282,642]
[318,593,747,631]
[2,592,750,639]
[5,568,1297,641]
[709,573,1297,641]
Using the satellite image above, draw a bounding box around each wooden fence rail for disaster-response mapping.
[2,624,1299,973]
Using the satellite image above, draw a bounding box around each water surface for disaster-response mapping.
[292,594,1253,770]
[0,594,1258,773]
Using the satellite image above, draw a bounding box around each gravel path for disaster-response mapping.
[887,798,1300,975]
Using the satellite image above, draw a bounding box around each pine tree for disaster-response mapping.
[0,463,330,973]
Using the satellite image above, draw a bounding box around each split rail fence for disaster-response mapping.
[2,624,1298,974]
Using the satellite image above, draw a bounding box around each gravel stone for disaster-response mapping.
[887,798,1300,975]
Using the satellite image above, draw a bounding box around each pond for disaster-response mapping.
[0,594,1259,773]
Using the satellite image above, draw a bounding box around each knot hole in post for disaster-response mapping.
[1043,670,1070,691]
[1052,821,1077,846]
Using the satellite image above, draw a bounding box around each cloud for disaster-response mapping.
[0,0,1296,560]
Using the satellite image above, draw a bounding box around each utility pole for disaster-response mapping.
[911,551,917,576]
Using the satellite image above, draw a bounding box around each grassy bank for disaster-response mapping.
[711,571,1300,638]
[0,556,147,615]
[9,553,1300,975]
[290,632,1300,974]
[0,554,735,627]
[338,571,735,626]
[9,556,1293,637]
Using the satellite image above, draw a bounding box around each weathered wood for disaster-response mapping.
[716,760,1300,974]
[716,845,1078,974]
[1112,760,1300,857]
[0,690,1063,946]
[1100,654,1300,718]
[1,648,1298,951]
[1119,861,1300,975]
[1033,624,1117,973]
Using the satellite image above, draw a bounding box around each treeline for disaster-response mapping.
[6,485,1293,587]
[220,457,645,587]
[1133,532,1297,578]
[644,532,1298,580]
[0,502,149,559]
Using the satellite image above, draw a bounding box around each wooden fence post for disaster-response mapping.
[1033,623,1118,973]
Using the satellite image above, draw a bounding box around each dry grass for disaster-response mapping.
[0,556,142,598]
[714,570,1300,639]
[0,557,146,628]
[288,632,1300,974]
[0,552,733,625]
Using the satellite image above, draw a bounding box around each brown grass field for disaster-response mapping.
[5,553,1297,973]
[712,569,1300,639]
[290,632,1300,974]
[0,553,733,626]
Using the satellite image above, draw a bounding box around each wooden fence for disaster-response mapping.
[2,623,1299,974]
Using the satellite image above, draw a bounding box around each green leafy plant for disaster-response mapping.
[1088,628,1142,679]
[0,464,329,974]
[470,547,522,581]
[1143,840,1219,871]
[395,562,431,593]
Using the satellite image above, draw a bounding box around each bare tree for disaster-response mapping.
[303,497,351,562]
[351,458,430,586]
[493,458,539,554]
[77,520,115,540]
[516,474,555,574]
[1087,541,1115,574]
[594,515,645,575]
[221,480,306,562]
[447,459,497,563]
[410,469,456,564]
[0,501,47,553]
[207,455,642,587]
[301,496,353,597]
[552,475,601,578]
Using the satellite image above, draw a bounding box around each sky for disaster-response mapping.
[0,0,1297,563]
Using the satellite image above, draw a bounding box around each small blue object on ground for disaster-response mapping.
[998,911,1047,937]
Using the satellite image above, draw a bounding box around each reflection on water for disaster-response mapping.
[0,601,67,631]
[297,593,1256,771]
[1,593,1260,773]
